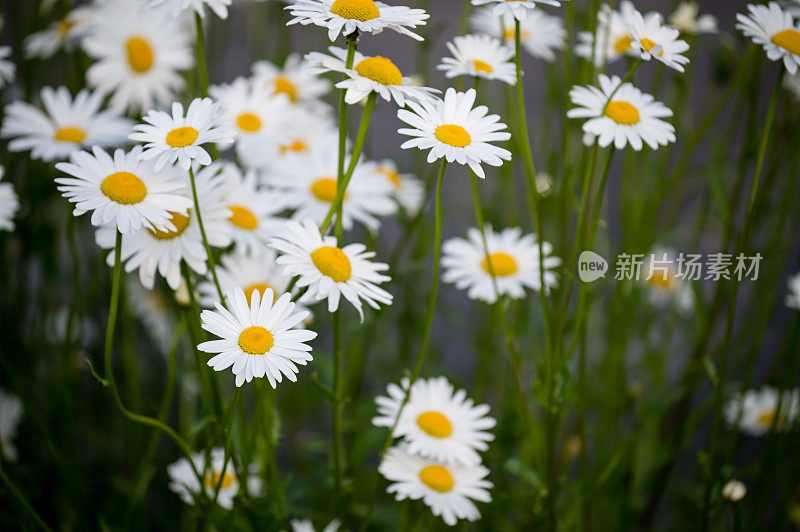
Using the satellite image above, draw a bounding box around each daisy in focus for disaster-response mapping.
[24,6,93,59]
[269,219,393,320]
[252,54,332,106]
[668,2,717,35]
[567,74,676,151]
[786,272,800,309]
[621,2,690,72]
[471,0,560,22]
[437,35,516,85]
[198,287,317,387]
[442,225,561,303]
[397,88,511,178]
[167,447,261,509]
[379,443,493,526]
[725,387,800,436]
[375,159,424,216]
[286,0,429,42]
[0,47,14,88]
[737,2,800,75]
[130,98,236,171]
[1,87,132,162]
[0,390,23,462]
[148,0,233,19]
[575,2,637,66]
[472,8,565,62]
[0,167,20,232]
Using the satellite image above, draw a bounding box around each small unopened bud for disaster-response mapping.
[722,480,746,502]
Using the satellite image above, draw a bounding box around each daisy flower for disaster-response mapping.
[126,279,179,350]
[290,519,340,532]
[437,35,516,85]
[286,0,429,42]
[621,2,690,72]
[0,47,14,88]
[786,272,800,309]
[575,2,637,66]
[167,447,262,509]
[397,88,511,179]
[0,167,20,232]
[82,0,194,112]
[148,0,233,19]
[373,377,496,466]
[130,98,236,172]
[198,287,317,387]
[24,6,93,59]
[472,8,565,62]
[375,159,424,216]
[252,54,332,106]
[442,225,561,303]
[567,74,676,151]
[269,219,393,320]
[722,480,747,502]
[379,443,492,526]
[640,248,695,313]
[725,387,800,436]
[1,86,133,163]
[0,390,23,462]
[55,146,192,234]
[737,2,800,75]
[668,2,717,35]
[471,0,561,22]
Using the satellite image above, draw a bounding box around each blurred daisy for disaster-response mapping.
[55,146,192,234]
[167,447,261,509]
[567,74,676,151]
[290,519,340,532]
[472,8,565,62]
[722,480,747,502]
[471,0,560,22]
[786,272,800,309]
[1,86,132,162]
[437,35,516,85]
[0,167,20,232]
[373,377,496,466]
[24,6,93,59]
[397,88,511,179]
[83,0,194,112]
[575,2,637,66]
[621,2,690,72]
[0,390,23,462]
[252,54,332,105]
[668,2,717,35]
[641,248,695,313]
[725,387,800,436]
[442,225,561,303]
[269,219,393,320]
[379,443,492,526]
[198,287,316,387]
[286,0,429,42]
[375,159,424,215]
[0,47,14,88]
[130,98,236,171]
[737,2,800,75]
[148,0,233,19]
[126,279,178,350]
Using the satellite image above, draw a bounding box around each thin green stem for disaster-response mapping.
[194,14,210,97]
[188,166,224,303]
[0,462,52,532]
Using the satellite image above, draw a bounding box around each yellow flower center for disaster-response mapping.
[377,166,401,188]
[481,252,518,277]
[126,36,155,74]
[279,139,309,154]
[238,325,274,355]
[416,411,453,438]
[273,76,298,102]
[503,27,531,41]
[604,100,641,125]
[165,126,199,148]
[646,271,675,290]
[614,35,633,53]
[418,465,454,493]
[101,171,147,205]
[771,29,800,56]
[329,0,380,21]
[311,246,352,283]
[227,205,258,230]
[149,211,191,240]
[57,18,73,37]
[434,124,471,148]
[54,126,86,144]
[640,38,664,57]
[310,178,340,203]
[203,470,236,490]
[244,283,275,304]
[236,112,262,133]
[354,56,403,86]
[472,59,493,73]
[757,409,786,428]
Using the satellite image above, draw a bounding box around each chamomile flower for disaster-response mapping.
[198,287,317,387]
[130,98,236,171]
[725,387,800,436]
[442,225,560,303]
[397,88,511,179]
[0,47,14,88]
[379,443,492,526]
[148,0,233,19]
[252,54,332,106]
[786,272,800,309]
[472,8,565,62]
[471,0,561,22]
[641,248,695,313]
[373,377,496,466]
[82,0,194,112]
[167,447,262,509]
[575,2,638,66]
[55,146,192,234]
[1,86,133,162]
[621,2,690,72]
[290,519,340,532]
[0,167,20,232]
[437,35,516,85]
[0,391,23,462]
[24,6,93,59]
[668,2,717,35]
[126,279,179,350]
[567,74,676,151]
[269,218,393,320]
[286,0,429,42]
[722,480,747,502]
[737,2,800,75]
[375,159,424,215]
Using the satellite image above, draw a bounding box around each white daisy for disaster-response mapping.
[55,146,192,234]
[372,377,496,466]
[397,88,511,179]
[252,54,332,106]
[472,7,565,61]
[640,248,695,313]
[269,218,393,320]
[286,0,429,42]
[290,519,340,532]
[567,74,676,151]
[167,447,262,509]
[737,2,800,75]
[0,167,20,232]
[668,2,717,35]
[82,0,194,112]
[621,2,690,72]
[379,443,492,527]
[442,225,560,303]
[24,6,93,59]
[0,390,23,462]
[722,480,747,502]
[198,287,317,387]
[126,279,179,350]
[0,47,14,88]
[130,98,236,172]
[471,0,561,22]
[575,2,638,66]
[1,86,133,163]
[374,159,424,216]
[148,0,233,19]
[786,272,800,309]
[725,387,800,436]
[437,34,516,85]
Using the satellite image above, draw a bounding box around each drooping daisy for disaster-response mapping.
[786,272,800,309]
[198,287,317,387]
[668,2,717,35]
[1,86,133,162]
[471,0,561,22]
[567,74,676,151]
[621,2,690,72]
[269,218,393,320]
[24,6,93,59]
[379,443,492,526]
[373,377,496,466]
[725,387,800,436]
[0,390,23,462]
[167,447,262,509]
[55,146,192,234]
[640,248,695,313]
[82,0,194,112]
[290,519,340,532]
[286,0,429,42]
[397,88,511,179]
[472,8,565,62]
[0,47,15,88]
[575,2,637,66]
[437,34,516,85]
[0,167,20,232]
[252,54,332,106]
[375,159,424,216]
[130,98,236,171]
[442,225,561,303]
[148,0,233,19]
[737,2,800,75]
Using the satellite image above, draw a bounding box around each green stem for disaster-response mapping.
[0,462,52,532]
[188,166,224,303]
[194,13,210,97]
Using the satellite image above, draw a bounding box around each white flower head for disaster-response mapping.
[471,0,561,22]
[640,247,695,313]
[722,480,747,502]
[290,519,340,532]
[621,2,690,72]
[472,8,565,61]
[668,2,717,35]
[0,167,20,232]
[0,47,15,88]
[725,387,800,436]
[0,391,23,462]
[737,2,800,75]
[148,0,233,19]
[252,54,332,106]
[167,447,262,509]
[24,6,94,59]
[575,2,638,66]
[438,34,516,85]
[786,272,800,309]
[374,159,424,216]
